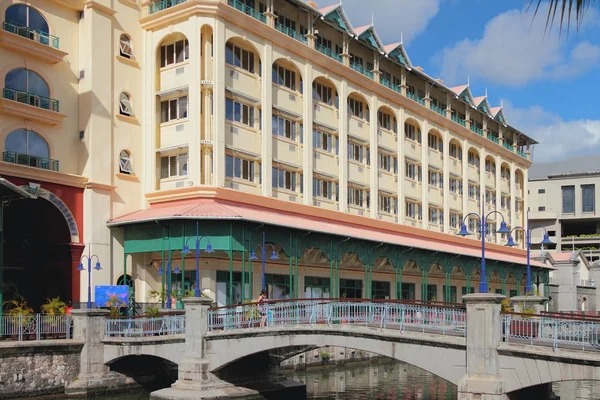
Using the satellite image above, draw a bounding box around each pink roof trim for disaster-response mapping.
[318,3,338,14]
[472,96,486,106]
[384,42,402,53]
[110,199,548,269]
[490,106,502,117]
[450,85,468,95]
[354,24,371,35]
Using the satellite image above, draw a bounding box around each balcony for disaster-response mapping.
[517,149,527,158]
[1,88,66,125]
[503,142,513,151]
[0,21,67,64]
[379,77,401,94]
[3,21,59,48]
[275,22,307,44]
[149,0,187,14]
[470,125,483,136]
[430,103,446,117]
[3,151,59,171]
[451,114,466,127]
[406,91,425,106]
[487,134,499,144]
[227,0,267,23]
[350,62,373,79]
[315,44,343,63]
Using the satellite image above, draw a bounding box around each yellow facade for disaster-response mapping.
[0,0,535,302]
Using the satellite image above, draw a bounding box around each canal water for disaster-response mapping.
[19,359,600,400]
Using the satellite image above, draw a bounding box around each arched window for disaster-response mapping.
[5,5,49,34]
[5,130,51,169]
[119,150,133,174]
[4,68,52,109]
[119,92,133,116]
[119,34,133,59]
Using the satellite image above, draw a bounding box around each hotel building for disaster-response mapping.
[0,0,545,309]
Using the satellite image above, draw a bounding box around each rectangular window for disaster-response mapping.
[401,283,415,300]
[443,285,457,303]
[304,276,330,299]
[404,123,420,142]
[450,213,461,228]
[405,202,422,220]
[378,194,396,214]
[272,63,296,91]
[339,278,362,299]
[468,184,480,200]
[468,151,480,167]
[313,130,335,153]
[372,281,390,300]
[313,178,337,200]
[225,42,255,73]
[312,82,334,106]
[272,115,296,140]
[378,152,395,172]
[272,167,297,191]
[348,142,367,163]
[562,185,575,214]
[378,111,395,132]
[348,97,364,119]
[582,184,595,213]
[160,96,188,123]
[427,133,439,150]
[538,188,545,194]
[405,162,422,181]
[538,206,546,211]
[225,155,255,182]
[160,39,189,67]
[265,274,290,300]
[226,98,255,128]
[347,186,365,207]
[160,153,188,178]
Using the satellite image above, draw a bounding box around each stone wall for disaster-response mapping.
[577,286,597,312]
[280,346,380,370]
[0,340,83,399]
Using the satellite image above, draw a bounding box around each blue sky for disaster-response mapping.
[338,0,600,163]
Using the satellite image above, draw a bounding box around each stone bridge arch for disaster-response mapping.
[204,326,467,386]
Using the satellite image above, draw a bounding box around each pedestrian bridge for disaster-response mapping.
[95,297,600,399]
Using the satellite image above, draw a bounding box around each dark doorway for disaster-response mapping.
[3,197,72,310]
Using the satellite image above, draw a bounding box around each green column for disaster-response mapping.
[444,272,451,303]
[247,237,253,300]
[516,279,521,296]
[181,225,185,300]
[335,260,339,298]
[294,243,299,299]
[466,274,471,293]
[501,277,506,295]
[289,233,294,299]
[395,267,403,299]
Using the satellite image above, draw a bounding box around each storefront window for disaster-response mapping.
[304,277,330,299]
[265,274,291,300]
[401,283,415,300]
[372,281,390,299]
[425,284,437,301]
[339,279,362,299]
[216,271,250,307]
[443,285,457,303]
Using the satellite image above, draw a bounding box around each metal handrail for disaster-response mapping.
[105,314,185,337]
[1,314,71,341]
[227,0,267,23]
[3,151,59,171]
[149,0,187,14]
[2,87,60,112]
[3,21,60,49]
[315,44,343,63]
[275,22,307,44]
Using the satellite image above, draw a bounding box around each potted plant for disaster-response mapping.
[40,297,67,339]
[3,296,34,340]
[243,299,259,328]
[501,298,513,313]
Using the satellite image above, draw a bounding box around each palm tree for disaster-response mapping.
[529,0,595,31]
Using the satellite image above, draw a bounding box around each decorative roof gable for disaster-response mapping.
[320,4,354,34]
[450,85,475,106]
[383,42,412,68]
[354,25,384,51]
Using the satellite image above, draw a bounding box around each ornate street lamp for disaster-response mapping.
[250,232,279,290]
[182,221,214,297]
[78,246,102,309]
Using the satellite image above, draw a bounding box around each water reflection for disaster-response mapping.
[286,359,456,399]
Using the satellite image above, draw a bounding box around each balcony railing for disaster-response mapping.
[517,149,527,158]
[503,142,513,151]
[3,151,59,171]
[2,88,60,112]
[487,134,499,144]
[149,0,187,14]
[350,62,374,79]
[227,0,267,23]
[430,103,446,117]
[3,21,60,49]
[406,91,425,106]
[275,22,307,44]
[470,125,483,136]
[315,43,343,63]
[379,78,401,93]
[451,114,466,127]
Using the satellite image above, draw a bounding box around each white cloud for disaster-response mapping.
[503,101,600,162]
[340,0,440,45]
[436,8,600,87]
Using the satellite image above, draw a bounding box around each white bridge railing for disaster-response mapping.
[208,299,467,336]
[502,312,600,351]
[105,314,185,338]
[0,314,71,341]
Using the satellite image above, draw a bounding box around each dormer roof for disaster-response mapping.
[354,24,384,51]
[319,3,354,34]
[383,42,412,68]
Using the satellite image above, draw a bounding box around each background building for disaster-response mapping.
[528,156,600,262]
[0,0,540,309]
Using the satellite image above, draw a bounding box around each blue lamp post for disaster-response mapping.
[182,221,214,297]
[505,211,554,294]
[457,198,510,293]
[77,246,102,309]
[250,232,279,290]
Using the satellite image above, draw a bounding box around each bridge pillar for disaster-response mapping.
[151,297,262,399]
[65,309,127,396]
[458,293,508,400]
